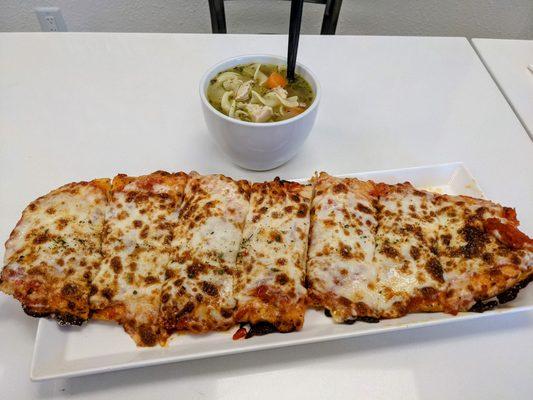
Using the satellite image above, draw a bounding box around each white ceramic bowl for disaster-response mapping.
[200,54,320,171]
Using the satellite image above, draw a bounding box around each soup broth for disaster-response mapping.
[207,63,314,123]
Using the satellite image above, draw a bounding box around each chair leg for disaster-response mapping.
[320,0,343,35]
[208,0,227,34]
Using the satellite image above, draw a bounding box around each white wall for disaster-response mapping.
[1,0,532,39]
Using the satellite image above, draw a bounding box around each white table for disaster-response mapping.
[472,39,533,137]
[1,33,532,400]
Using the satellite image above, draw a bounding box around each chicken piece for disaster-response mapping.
[235,80,254,101]
[245,104,273,122]
[270,86,288,99]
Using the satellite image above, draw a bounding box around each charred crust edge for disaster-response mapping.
[22,305,86,326]
[343,316,381,325]
[244,321,281,338]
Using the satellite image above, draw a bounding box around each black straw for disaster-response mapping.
[287,0,304,82]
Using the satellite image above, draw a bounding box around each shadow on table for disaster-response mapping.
[40,311,533,399]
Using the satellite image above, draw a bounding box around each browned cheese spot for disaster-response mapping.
[441,234,452,246]
[382,244,400,259]
[297,203,308,218]
[164,269,175,280]
[420,286,438,298]
[161,292,170,303]
[140,225,149,239]
[425,258,444,283]
[102,288,114,300]
[356,203,372,214]
[187,263,206,279]
[110,256,122,273]
[323,219,336,228]
[482,252,494,263]
[175,301,195,320]
[61,283,79,297]
[201,281,219,296]
[321,245,331,256]
[333,183,348,194]
[138,325,157,346]
[33,232,49,244]
[339,242,353,259]
[145,275,159,284]
[339,296,352,306]
[221,308,233,318]
[460,225,488,258]
[276,273,289,285]
[269,230,283,243]
[55,218,69,230]
[410,246,421,260]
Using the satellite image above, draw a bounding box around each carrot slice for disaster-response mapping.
[265,71,287,89]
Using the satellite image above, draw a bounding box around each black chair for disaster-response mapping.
[208,0,343,35]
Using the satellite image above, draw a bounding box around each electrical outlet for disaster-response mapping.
[35,7,67,32]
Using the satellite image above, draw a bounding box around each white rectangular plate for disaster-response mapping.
[30,162,533,380]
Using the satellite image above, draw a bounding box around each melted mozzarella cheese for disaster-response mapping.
[90,172,187,346]
[234,180,312,331]
[436,194,532,312]
[1,180,108,321]
[307,173,381,322]
[160,174,250,333]
[374,183,443,316]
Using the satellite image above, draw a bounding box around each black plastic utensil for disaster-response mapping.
[287,0,304,82]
